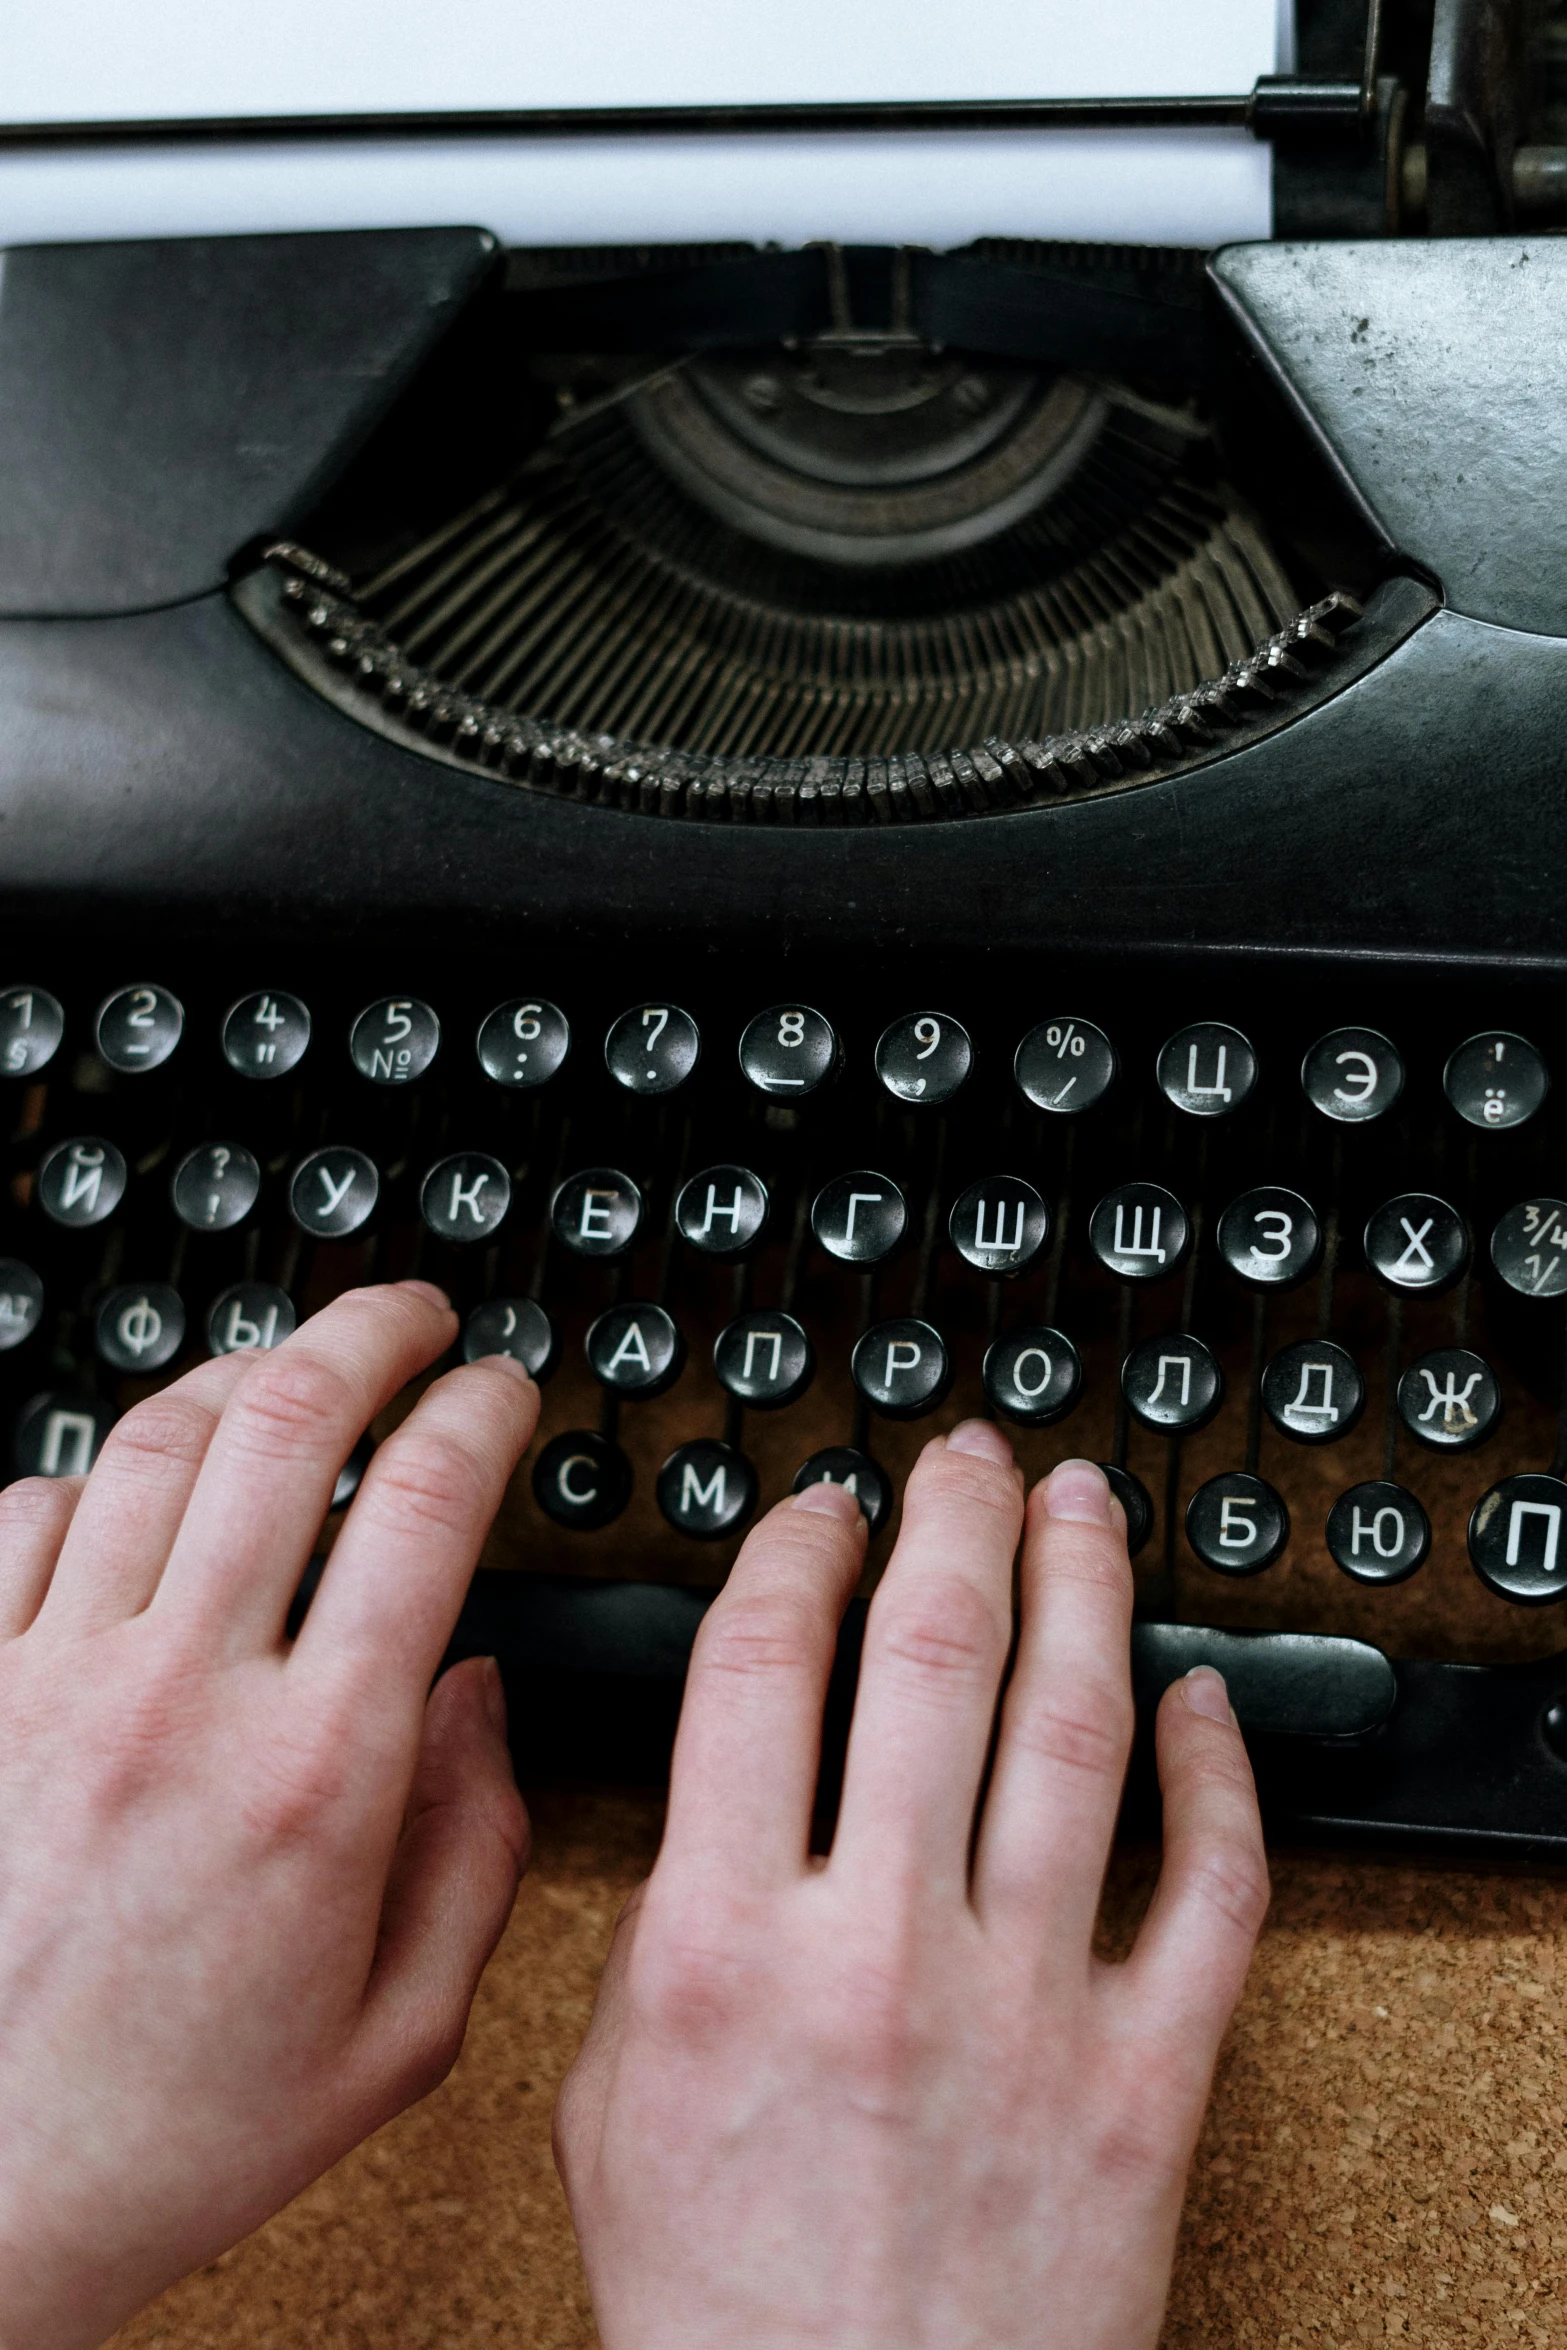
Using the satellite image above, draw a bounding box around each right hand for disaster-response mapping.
[556,1430,1269,2350]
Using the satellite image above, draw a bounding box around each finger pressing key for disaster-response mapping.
[831,1420,1022,1904]
[973,1458,1137,1960]
[152,1282,458,1654]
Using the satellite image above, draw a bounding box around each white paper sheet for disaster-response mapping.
[0,0,1291,249]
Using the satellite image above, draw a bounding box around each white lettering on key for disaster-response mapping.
[221,1299,279,1351]
[1112,1202,1165,1264]
[681,1461,727,1516]
[1351,1504,1405,1559]
[557,1454,599,1506]
[699,1184,745,1236]
[1147,1354,1193,1409]
[1011,1347,1053,1399]
[1507,1500,1562,1576]
[59,1146,104,1216]
[316,1163,357,1219]
[1250,1209,1294,1262]
[1393,1216,1436,1278]
[1416,1368,1483,1433]
[842,1191,883,1245]
[1333,1049,1378,1105]
[741,1329,783,1384]
[1218,1495,1257,1548]
[1288,1361,1338,1423]
[39,1410,96,1477]
[974,1197,1026,1254]
[606,1321,653,1376]
[578,1189,617,1241]
[1186,1042,1231,1102]
[884,1340,923,1386]
[447,1167,490,1224]
[116,1296,163,1358]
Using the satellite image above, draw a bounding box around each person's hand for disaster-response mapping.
[0,1281,536,2350]
[556,1426,1268,2350]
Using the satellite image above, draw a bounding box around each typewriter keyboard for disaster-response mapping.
[4,952,1566,1671]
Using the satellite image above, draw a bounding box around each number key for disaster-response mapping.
[1491,1198,1567,1298]
[477,997,571,1089]
[605,1003,700,1095]
[739,1004,837,1097]
[1014,1017,1116,1115]
[875,1010,971,1106]
[96,983,183,1074]
[222,991,311,1079]
[0,986,64,1078]
[350,997,440,1084]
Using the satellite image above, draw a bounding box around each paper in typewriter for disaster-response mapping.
[0,0,1288,248]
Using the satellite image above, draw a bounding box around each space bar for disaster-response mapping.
[1130,1623,1397,1739]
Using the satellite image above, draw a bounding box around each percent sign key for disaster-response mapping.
[1014,1018,1118,1116]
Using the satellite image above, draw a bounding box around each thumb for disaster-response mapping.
[354,1657,530,2113]
[554,1877,648,2198]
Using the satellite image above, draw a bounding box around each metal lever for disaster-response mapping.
[1131,1623,1397,1739]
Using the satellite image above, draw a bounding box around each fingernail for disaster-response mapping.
[399,1279,452,1310]
[945,1417,1014,1466]
[1044,1458,1111,1524]
[1181,1665,1231,1723]
[792,1480,865,1527]
[481,1656,509,1736]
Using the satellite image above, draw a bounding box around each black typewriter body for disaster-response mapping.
[9,0,1567,1854]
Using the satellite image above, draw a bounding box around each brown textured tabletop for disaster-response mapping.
[114,1785,1567,2350]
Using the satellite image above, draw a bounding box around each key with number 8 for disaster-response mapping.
[739,1004,837,1097]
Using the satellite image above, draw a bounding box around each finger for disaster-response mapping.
[830,1421,1021,1902]
[40,1354,257,1628]
[973,1460,1136,1957]
[289,1353,538,1713]
[553,1879,647,2199]
[153,1282,458,1651]
[353,1658,530,2113]
[1114,1668,1270,2073]
[0,1476,84,1637]
[657,1481,866,1894]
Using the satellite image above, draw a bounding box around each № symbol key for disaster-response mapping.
[349,997,440,1085]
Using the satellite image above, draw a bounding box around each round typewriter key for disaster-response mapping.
[1364,1192,1468,1294]
[1301,1027,1403,1124]
[949,1175,1050,1276]
[207,1283,295,1355]
[37,1136,126,1229]
[811,1170,906,1266]
[875,1010,971,1106]
[1122,1332,1223,1434]
[1088,1182,1188,1283]
[349,996,440,1086]
[420,1152,511,1242]
[1469,1472,1567,1604]
[1444,1030,1548,1131]
[534,1430,632,1531]
[656,1438,758,1539]
[1327,1482,1430,1585]
[222,990,311,1080]
[96,983,183,1075]
[0,987,64,1078]
[676,1164,768,1257]
[1014,1018,1116,1115]
[851,1318,951,1419]
[1187,1473,1288,1575]
[1397,1347,1501,1451]
[605,1002,700,1096]
[13,1392,116,1479]
[982,1325,1081,1426]
[171,1142,261,1233]
[462,1296,558,1380]
[1102,1464,1153,1558]
[1156,1022,1257,1118]
[1491,1198,1567,1298]
[714,1312,813,1408]
[1262,1339,1363,1444]
[552,1167,643,1258]
[586,1302,685,1398]
[739,1004,837,1098]
[96,1283,185,1373]
[0,1260,43,1352]
[289,1146,378,1239]
[793,1447,891,1534]
[332,1434,374,1511]
[1216,1186,1321,1289]
[476,997,570,1090]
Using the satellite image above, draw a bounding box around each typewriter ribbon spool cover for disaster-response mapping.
[7,0,1567,1851]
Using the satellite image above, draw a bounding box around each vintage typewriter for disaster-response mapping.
[5,0,1567,1850]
